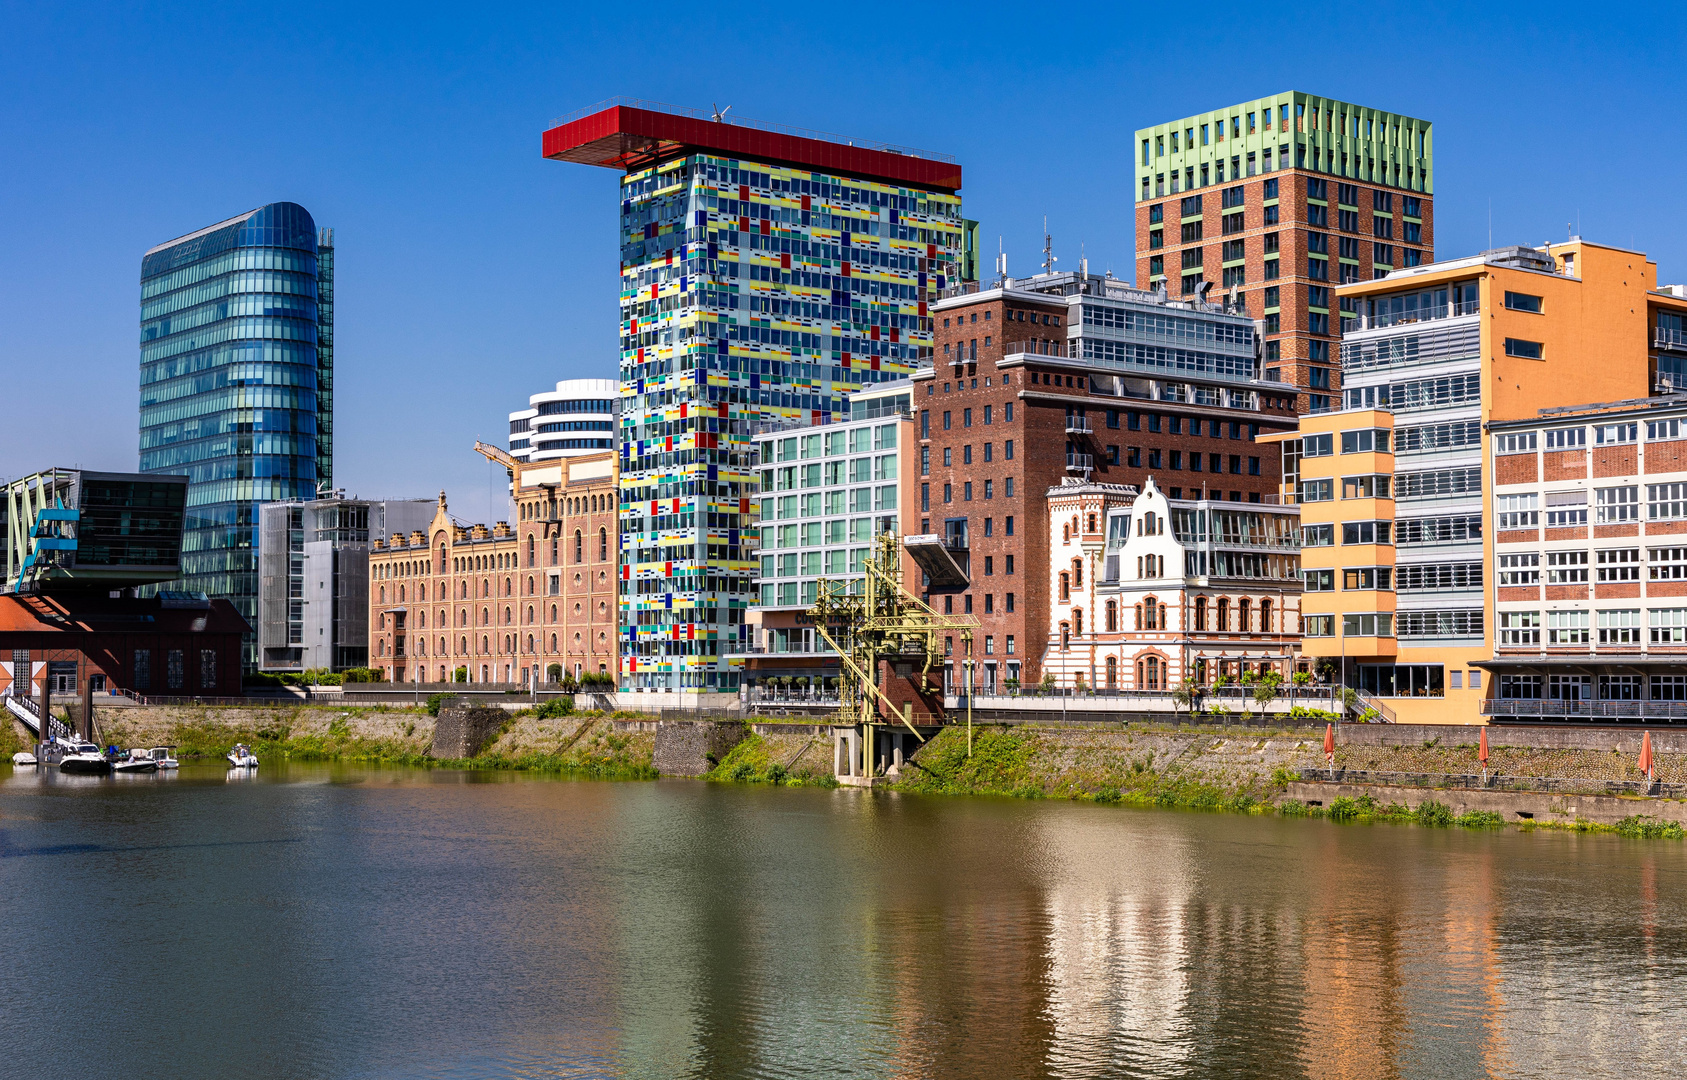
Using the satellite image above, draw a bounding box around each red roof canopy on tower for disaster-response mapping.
[542,100,961,192]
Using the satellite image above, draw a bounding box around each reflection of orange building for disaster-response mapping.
[1264,241,1676,723]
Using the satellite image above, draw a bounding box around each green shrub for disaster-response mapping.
[536,697,575,720]
[425,693,449,717]
[453,667,468,683]
[1278,798,1309,816]
[1415,800,1453,827]
[1614,816,1685,839]
[1454,810,1505,829]
[1328,796,1359,820]
[1092,787,1122,805]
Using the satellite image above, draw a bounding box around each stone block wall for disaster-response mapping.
[429,699,510,758]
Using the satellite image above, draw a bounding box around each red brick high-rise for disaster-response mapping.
[1134,93,1434,414]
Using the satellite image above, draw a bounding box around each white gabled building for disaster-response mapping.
[1041,476,1305,691]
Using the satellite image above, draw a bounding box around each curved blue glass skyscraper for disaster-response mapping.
[139,202,333,664]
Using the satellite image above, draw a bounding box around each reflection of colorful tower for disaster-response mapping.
[543,102,967,694]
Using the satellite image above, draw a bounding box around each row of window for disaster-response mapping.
[921,404,1014,435]
[764,455,899,489]
[922,479,1014,508]
[1498,608,1687,645]
[1306,612,1484,639]
[1500,674,1687,701]
[1496,417,1687,453]
[1496,547,1687,583]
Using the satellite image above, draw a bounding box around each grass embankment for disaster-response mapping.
[151,703,657,779]
[888,726,1686,838]
[703,731,838,788]
[895,725,1265,811]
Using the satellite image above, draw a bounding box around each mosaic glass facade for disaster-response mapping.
[618,154,964,691]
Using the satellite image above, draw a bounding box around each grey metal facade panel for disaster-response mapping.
[257,502,294,651]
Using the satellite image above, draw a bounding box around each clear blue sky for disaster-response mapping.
[4,2,1684,526]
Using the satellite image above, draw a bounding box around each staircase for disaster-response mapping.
[3,692,70,741]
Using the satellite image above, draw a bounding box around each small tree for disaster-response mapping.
[1252,670,1283,722]
[547,663,563,684]
[453,666,468,683]
[1171,677,1196,719]
[1040,671,1057,694]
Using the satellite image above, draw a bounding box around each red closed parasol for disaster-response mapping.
[1639,731,1654,784]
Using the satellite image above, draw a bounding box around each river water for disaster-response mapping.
[1,763,1683,1079]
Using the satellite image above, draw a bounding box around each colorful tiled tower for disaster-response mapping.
[544,101,968,694]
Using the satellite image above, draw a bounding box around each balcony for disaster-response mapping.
[1655,328,1687,353]
[904,533,969,590]
[1064,416,1093,435]
[1065,452,1094,476]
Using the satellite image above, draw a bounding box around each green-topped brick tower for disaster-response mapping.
[1134,92,1434,415]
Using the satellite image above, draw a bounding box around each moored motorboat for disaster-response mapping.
[149,746,179,770]
[59,742,112,775]
[12,751,38,767]
[113,749,158,774]
[226,743,259,769]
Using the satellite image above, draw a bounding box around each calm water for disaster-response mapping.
[1,764,1684,1079]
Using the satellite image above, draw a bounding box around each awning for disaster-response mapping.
[1473,655,1687,669]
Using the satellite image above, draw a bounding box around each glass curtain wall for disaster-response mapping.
[139,201,328,667]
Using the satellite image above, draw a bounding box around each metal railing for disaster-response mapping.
[1065,453,1094,473]
[1350,688,1399,723]
[1654,328,1687,352]
[1481,699,1687,721]
[1065,417,1093,435]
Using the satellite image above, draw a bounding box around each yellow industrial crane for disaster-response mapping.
[810,531,981,765]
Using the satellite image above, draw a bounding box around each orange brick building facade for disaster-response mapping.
[368,452,619,684]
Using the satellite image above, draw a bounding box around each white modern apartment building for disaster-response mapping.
[508,378,618,464]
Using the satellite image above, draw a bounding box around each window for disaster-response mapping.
[1545,550,1589,583]
[1303,569,1335,591]
[1342,613,1393,637]
[1304,615,1335,637]
[1598,609,1641,645]
[1497,553,1539,585]
[1373,215,1394,239]
[1302,524,1334,546]
[1498,611,1541,645]
[1342,520,1391,544]
[1340,429,1389,454]
[1648,482,1687,521]
[1503,291,1543,313]
[1544,491,1587,527]
[1652,609,1687,644]
[1300,479,1334,502]
[1396,612,1484,639]
[1396,562,1483,591]
[1595,423,1638,446]
[1650,546,1687,581]
[1652,676,1687,706]
[1181,221,1203,243]
[1342,567,1392,590]
[1501,674,1542,699]
[1597,548,1640,581]
[1495,493,1539,530]
[1504,338,1544,359]
[1544,427,1585,449]
[1341,475,1389,499]
[1495,431,1537,454]
[1596,486,1639,523]
[1302,433,1333,457]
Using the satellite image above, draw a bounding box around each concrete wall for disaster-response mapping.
[1336,722,1687,753]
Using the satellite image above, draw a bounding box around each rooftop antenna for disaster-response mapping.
[1042,217,1057,274]
[711,103,732,123]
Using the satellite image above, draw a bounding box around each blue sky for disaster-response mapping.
[4,2,1685,525]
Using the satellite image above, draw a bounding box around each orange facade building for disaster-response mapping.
[1264,240,1685,723]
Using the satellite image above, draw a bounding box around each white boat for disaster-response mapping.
[113,749,158,774]
[11,751,37,767]
[148,747,179,770]
[227,743,259,769]
[59,741,111,775]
